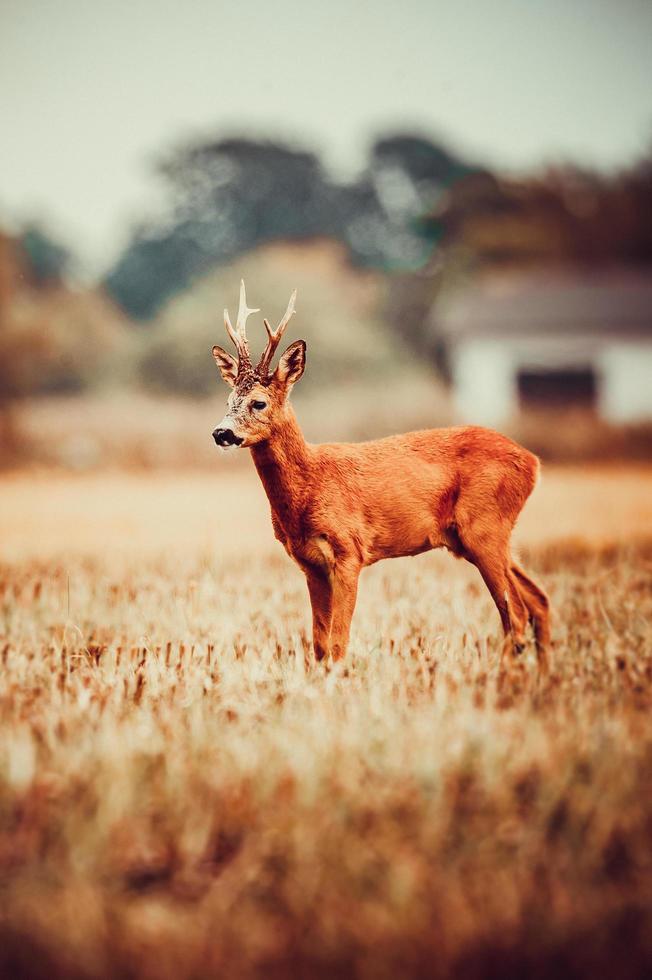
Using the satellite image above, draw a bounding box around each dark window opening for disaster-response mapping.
[517,367,598,410]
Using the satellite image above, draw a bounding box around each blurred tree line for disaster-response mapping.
[1,130,651,418]
[104,133,477,320]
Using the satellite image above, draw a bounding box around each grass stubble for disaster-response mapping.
[1,529,652,977]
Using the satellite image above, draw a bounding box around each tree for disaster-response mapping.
[105,138,341,320]
[104,131,481,320]
[20,224,71,286]
[371,133,473,186]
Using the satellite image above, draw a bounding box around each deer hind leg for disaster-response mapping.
[511,562,551,673]
[481,562,530,667]
[459,526,529,665]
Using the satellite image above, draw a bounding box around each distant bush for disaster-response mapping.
[139,315,218,397]
[0,288,130,399]
[137,242,419,398]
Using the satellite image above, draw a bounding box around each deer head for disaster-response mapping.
[211,281,305,449]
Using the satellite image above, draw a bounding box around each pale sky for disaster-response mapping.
[1,0,651,275]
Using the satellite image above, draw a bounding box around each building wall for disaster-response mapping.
[450,337,652,425]
[451,340,516,426]
[599,342,652,422]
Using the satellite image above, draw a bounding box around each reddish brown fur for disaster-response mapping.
[213,286,551,671]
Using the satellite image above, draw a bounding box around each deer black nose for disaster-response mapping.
[212,428,243,447]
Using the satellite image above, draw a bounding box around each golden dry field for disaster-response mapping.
[1,465,652,978]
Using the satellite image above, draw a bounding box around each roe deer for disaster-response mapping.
[211,281,550,672]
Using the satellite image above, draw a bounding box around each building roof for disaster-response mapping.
[437,267,652,340]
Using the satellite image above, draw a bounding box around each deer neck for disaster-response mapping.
[250,407,312,531]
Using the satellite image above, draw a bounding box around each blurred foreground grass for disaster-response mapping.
[0,469,652,978]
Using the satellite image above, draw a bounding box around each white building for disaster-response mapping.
[436,269,652,426]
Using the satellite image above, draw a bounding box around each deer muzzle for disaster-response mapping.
[212,427,243,448]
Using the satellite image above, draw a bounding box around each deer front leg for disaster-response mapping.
[305,569,333,662]
[330,561,361,662]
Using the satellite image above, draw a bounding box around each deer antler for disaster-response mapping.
[256,289,297,375]
[224,280,260,371]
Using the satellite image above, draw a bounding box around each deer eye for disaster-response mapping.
[251,400,267,411]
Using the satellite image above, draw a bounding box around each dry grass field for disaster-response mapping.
[1,465,652,979]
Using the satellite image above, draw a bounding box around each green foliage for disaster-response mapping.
[371,132,474,186]
[104,224,204,321]
[20,225,71,285]
[105,132,476,321]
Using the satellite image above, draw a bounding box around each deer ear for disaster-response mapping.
[212,345,238,387]
[275,340,306,387]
